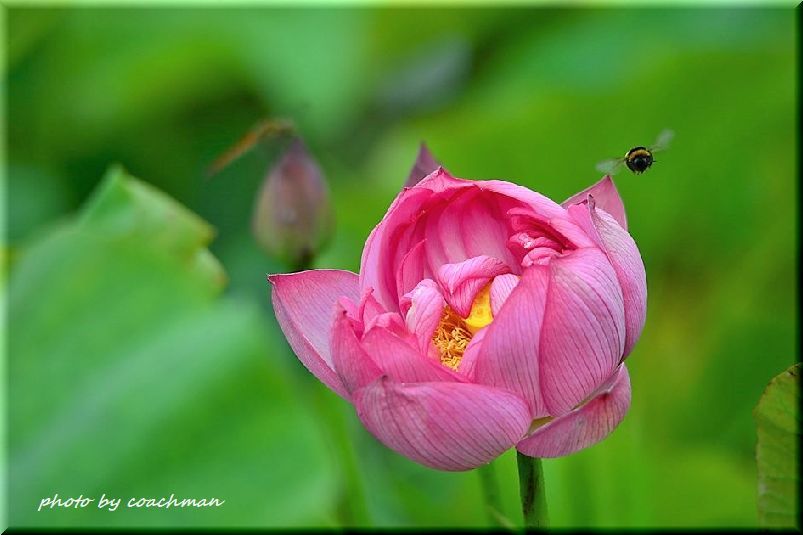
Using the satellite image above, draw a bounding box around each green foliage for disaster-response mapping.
[6,7,797,528]
[754,363,800,529]
[8,168,337,527]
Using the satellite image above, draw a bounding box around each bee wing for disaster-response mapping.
[595,157,625,175]
[651,129,674,153]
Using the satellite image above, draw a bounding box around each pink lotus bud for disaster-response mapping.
[268,171,645,471]
[253,137,333,269]
[405,142,442,187]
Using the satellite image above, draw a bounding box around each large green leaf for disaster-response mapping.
[9,167,337,527]
[754,363,800,528]
[78,165,227,289]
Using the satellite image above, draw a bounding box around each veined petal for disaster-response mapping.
[457,327,486,380]
[567,199,647,357]
[432,191,471,265]
[474,179,567,222]
[362,324,461,383]
[396,240,428,300]
[364,311,408,338]
[506,207,595,251]
[331,305,383,394]
[473,266,551,418]
[400,279,445,356]
[459,192,519,267]
[268,269,359,399]
[436,256,510,317]
[539,248,625,416]
[354,378,531,471]
[562,176,627,230]
[360,187,435,311]
[356,288,386,330]
[548,216,596,249]
[489,273,520,315]
[516,365,631,457]
[361,170,588,312]
[522,247,561,267]
[508,233,562,260]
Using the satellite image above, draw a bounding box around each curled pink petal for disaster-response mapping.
[354,288,386,329]
[269,269,359,399]
[459,195,519,266]
[361,169,568,311]
[539,248,625,416]
[522,247,561,267]
[516,365,631,457]
[567,199,647,357]
[360,186,435,311]
[436,256,510,317]
[364,311,408,338]
[471,179,566,222]
[425,196,469,269]
[400,279,445,356]
[506,207,595,254]
[330,305,383,394]
[489,273,519,315]
[562,176,627,230]
[508,234,562,256]
[548,216,596,249]
[362,323,461,383]
[396,240,428,300]
[354,378,532,471]
[473,266,551,418]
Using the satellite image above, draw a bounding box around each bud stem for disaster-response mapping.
[517,452,548,528]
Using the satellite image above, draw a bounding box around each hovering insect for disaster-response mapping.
[206,118,296,178]
[596,129,674,175]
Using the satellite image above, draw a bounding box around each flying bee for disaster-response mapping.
[595,129,674,175]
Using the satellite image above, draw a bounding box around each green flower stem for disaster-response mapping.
[517,452,549,528]
[477,462,514,529]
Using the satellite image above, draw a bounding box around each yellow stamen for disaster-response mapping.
[432,308,472,371]
[432,283,495,370]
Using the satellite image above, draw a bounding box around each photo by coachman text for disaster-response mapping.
[38,493,225,511]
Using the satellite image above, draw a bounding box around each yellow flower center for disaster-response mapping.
[464,284,494,334]
[432,284,494,370]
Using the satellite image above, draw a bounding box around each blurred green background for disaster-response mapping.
[5,6,797,528]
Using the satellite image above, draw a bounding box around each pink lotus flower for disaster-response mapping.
[269,169,646,471]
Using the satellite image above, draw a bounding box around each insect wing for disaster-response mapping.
[651,129,674,153]
[595,157,625,175]
[206,118,296,177]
